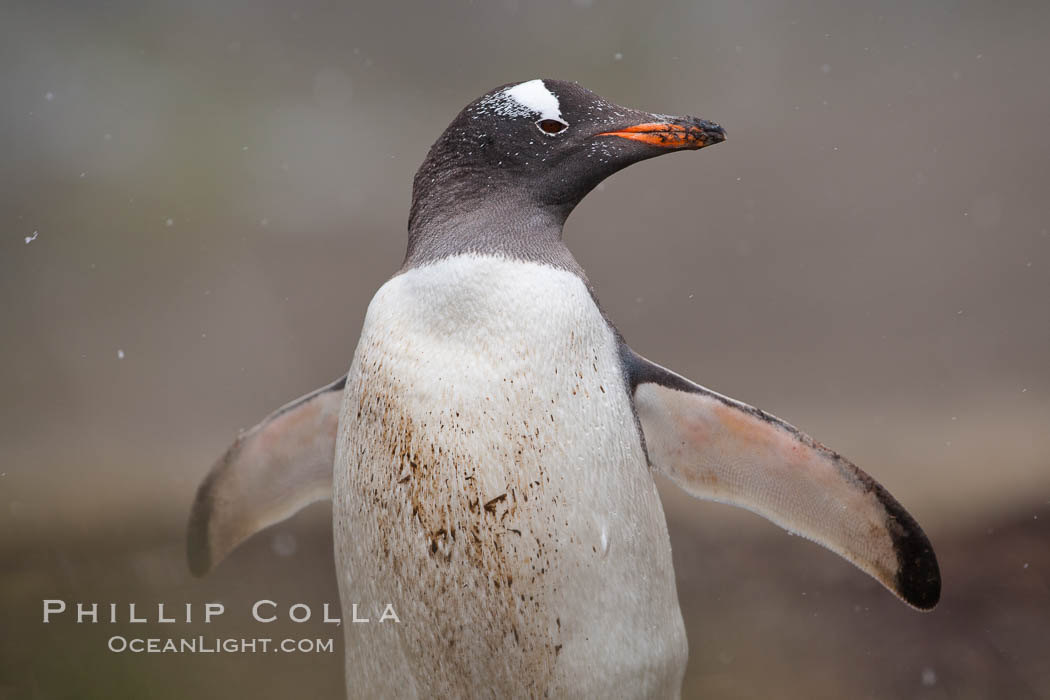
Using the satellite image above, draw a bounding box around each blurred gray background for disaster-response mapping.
[2,0,1048,698]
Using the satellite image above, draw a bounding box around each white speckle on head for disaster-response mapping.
[24,230,38,244]
[117,349,125,359]
[475,79,562,121]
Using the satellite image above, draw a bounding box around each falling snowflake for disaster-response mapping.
[272,532,297,557]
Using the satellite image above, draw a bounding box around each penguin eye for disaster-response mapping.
[536,119,568,135]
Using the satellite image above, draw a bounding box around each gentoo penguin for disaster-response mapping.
[187,79,940,698]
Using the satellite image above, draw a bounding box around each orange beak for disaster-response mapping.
[598,121,726,150]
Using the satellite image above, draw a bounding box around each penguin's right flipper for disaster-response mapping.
[186,376,345,576]
[624,348,940,611]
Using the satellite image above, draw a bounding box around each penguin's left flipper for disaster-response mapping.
[625,349,940,610]
[186,376,345,576]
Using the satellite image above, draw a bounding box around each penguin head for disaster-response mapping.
[409,79,725,234]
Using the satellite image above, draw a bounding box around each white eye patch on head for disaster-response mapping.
[475,79,566,124]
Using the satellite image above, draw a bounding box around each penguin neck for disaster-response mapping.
[403,194,584,274]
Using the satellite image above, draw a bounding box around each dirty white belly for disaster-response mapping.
[333,254,686,699]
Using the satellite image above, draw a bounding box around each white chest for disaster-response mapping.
[334,255,685,698]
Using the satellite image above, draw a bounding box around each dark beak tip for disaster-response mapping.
[697,120,727,145]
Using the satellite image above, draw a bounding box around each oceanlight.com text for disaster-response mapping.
[106,635,335,654]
